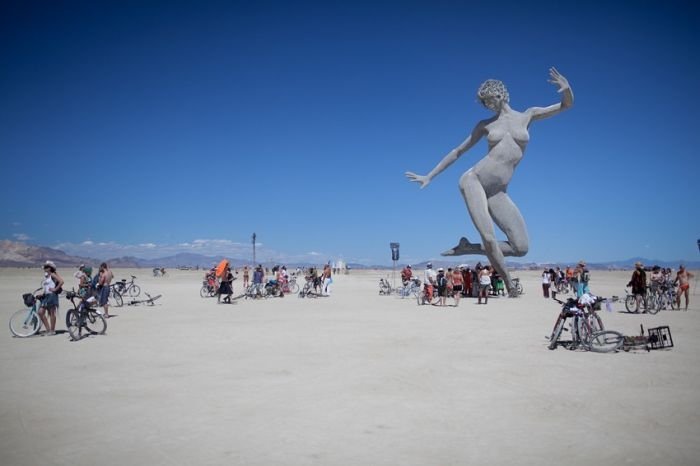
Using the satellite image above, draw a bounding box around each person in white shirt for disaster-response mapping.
[542,269,551,298]
[424,263,437,302]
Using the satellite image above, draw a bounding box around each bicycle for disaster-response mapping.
[126,293,162,306]
[554,278,571,294]
[200,280,218,298]
[511,277,524,295]
[417,283,441,305]
[378,278,393,295]
[65,291,107,341]
[113,275,141,297]
[105,284,124,307]
[548,294,623,352]
[624,286,654,314]
[282,276,300,294]
[9,290,44,337]
[398,278,422,299]
[299,276,326,298]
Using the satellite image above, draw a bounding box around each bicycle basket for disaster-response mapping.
[23,293,36,307]
[647,326,673,350]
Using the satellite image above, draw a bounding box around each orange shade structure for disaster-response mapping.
[215,259,229,278]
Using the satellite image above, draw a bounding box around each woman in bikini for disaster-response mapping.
[407,67,573,295]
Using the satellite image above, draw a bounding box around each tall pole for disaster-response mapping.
[252,233,257,265]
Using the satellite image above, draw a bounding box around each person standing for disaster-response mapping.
[436,268,448,306]
[478,266,492,305]
[39,261,63,335]
[675,265,695,310]
[423,263,437,302]
[452,267,465,306]
[463,266,472,298]
[322,263,333,296]
[98,262,113,318]
[242,266,250,289]
[218,266,234,303]
[542,269,551,298]
[627,261,647,313]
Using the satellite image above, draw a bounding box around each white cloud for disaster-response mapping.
[13,233,30,241]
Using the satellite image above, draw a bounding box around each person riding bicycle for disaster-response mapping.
[401,265,413,285]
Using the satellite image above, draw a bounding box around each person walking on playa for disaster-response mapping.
[218,266,234,304]
[477,266,492,305]
[38,261,64,335]
[627,261,647,313]
[675,265,695,310]
[435,268,448,306]
[98,262,113,318]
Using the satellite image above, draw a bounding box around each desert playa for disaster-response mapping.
[1,268,699,466]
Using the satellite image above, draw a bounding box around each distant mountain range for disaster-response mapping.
[0,240,365,270]
[1,240,698,270]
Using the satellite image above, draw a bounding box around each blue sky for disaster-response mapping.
[1,0,698,266]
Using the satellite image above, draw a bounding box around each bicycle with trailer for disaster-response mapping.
[548,293,624,352]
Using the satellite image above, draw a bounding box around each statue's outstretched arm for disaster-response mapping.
[526,67,574,122]
[405,121,486,188]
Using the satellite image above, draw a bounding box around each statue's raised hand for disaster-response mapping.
[548,67,570,93]
[405,171,430,189]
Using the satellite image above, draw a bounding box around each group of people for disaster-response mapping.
[541,262,590,298]
[401,262,498,306]
[204,263,334,301]
[33,261,115,336]
[628,262,695,311]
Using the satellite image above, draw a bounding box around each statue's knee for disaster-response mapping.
[512,243,528,257]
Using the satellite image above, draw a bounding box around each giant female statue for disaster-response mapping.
[406,67,573,296]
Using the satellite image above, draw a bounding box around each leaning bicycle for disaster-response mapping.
[113,275,141,297]
[9,290,44,337]
[548,294,623,353]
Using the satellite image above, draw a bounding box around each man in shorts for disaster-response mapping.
[98,262,114,317]
[675,265,695,310]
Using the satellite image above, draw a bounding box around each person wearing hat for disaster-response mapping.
[39,261,64,335]
[627,261,647,312]
[424,263,437,302]
[436,268,448,306]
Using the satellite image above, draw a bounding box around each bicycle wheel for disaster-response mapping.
[66,310,82,341]
[200,286,209,298]
[647,295,661,315]
[110,290,123,307]
[548,317,566,350]
[575,316,591,350]
[128,284,141,297]
[625,295,638,313]
[589,330,624,353]
[9,309,41,337]
[85,311,107,335]
[516,282,524,295]
[288,282,299,294]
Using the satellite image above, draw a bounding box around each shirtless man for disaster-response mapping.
[99,262,114,317]
[675,265,695,310]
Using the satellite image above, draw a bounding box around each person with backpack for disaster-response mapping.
[436,268,448,306]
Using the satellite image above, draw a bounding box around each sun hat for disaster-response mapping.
[427,263,432,268]
[438,267,444,272]
[44,260,56,271]
[635,261,643,267]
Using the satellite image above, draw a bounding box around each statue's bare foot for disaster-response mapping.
[441,237,481,256]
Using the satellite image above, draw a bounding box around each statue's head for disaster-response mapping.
[477,79,509,112]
